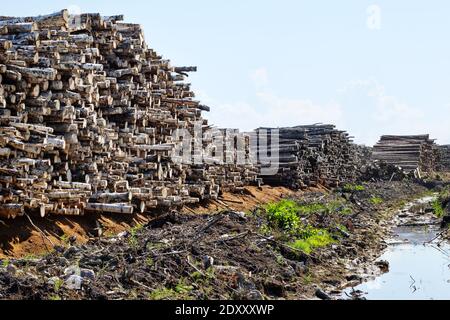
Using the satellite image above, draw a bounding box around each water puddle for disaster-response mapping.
[344,195,450,300]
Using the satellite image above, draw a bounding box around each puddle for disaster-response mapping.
[344,195,450,300]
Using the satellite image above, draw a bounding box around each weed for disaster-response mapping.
[302,273,313,285]
[146,242,166,251]
[370,197,384,205]
[53,278,64,292]
[259,224,272,236]
[396,199,407,209]
[289,228,336,254]
[128,224,144,248]
[175,279,194,294]
[190,267,215,283]
[190,271,203,281]
[296,203,327,215]
[23,254,37,260]
[275,254,285,265]
[59,234,70,246]
[432,199,445,218]
[148,287,176,300]
[343,184,365,192]
[145,257,154,268]
[265,200,301,232]
[1,259,9,268]
[48,294,62,301]
[336,224,348,233]
[148,279,194,300]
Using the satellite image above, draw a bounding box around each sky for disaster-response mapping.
[2,0,450,145]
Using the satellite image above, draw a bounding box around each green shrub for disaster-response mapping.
[289,228,336,254]
[265,200,301,232]
[265,200,335,233]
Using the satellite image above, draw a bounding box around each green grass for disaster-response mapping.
[289,228,336,254]
[343,184,365,192]
[297,203,328,215]
[302,273,313,285]
[1,259,9,268]
[370,197,384,205]
[259,224,272,235]
[53,278,64,292]
[432,199,445,218]
[148,287,177,300]
[325,200,353,215]
[128,224,144,248]
[145,257,154,268]
[59,234,70,246]
[148,279,194,300]
[175,279,194,294]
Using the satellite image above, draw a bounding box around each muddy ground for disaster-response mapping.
[0,179,444,300]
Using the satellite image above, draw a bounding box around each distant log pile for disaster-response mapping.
[372,135,438,173]
[255,124,361,189]
[0,10,258,219]
[437,145,450,171]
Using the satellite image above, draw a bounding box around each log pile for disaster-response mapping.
[255,124,360,189]
[437,145,450,172]
[372,135,438,173]
[0,10,258,219]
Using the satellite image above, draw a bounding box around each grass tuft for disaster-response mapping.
[370,197,384,205]
[432,199,445,218]
[343,184,365,192]
[289,229,336,254]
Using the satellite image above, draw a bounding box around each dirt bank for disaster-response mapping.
[0,180,433,300]
[0,186,305,259]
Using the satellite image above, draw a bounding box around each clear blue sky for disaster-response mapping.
[3,0,450,145]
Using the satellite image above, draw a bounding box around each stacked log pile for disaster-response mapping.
[255,124,360,189]
[201,128,260,193]
[437,145,450,171]
[372,135,438,173]
[0,10,257,219]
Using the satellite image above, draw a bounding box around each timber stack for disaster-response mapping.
[437,145,450,172]
[372,135,438,173]
[255,124,360,189]
[0,10,258,219]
